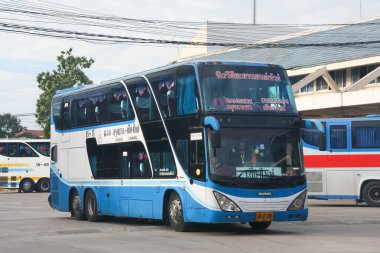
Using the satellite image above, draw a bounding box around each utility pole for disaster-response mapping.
[252,0,256,25]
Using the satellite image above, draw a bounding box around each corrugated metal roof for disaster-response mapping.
[199,18,380,70]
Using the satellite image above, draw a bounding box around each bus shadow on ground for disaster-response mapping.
[308,203,369,208]
[89,216,300,235]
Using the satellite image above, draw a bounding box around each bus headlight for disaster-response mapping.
[287,190,307,211]
[213,191,241,212]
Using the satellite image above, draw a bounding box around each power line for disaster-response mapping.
[1,21,380,49]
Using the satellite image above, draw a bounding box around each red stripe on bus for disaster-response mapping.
[304,154,380,168]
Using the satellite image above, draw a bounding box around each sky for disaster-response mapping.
[1,0,380,129]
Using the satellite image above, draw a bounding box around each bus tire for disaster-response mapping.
[70,190,86,220]
[85,190,103,222]
[249,222,271,230]
[168,191,191,232]
[363,181,380,207]
[36,178,50,192]
[20,178,35,193]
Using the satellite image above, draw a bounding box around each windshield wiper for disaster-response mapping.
[228,170,248,187]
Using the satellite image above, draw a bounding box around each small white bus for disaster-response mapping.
[0,139,50,192]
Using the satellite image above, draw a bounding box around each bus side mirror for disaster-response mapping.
[318,134,326,151]
[211,131,221,149]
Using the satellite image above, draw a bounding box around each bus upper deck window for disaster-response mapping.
[135,85,151,121]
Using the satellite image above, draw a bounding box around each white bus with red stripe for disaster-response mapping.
[303,116,380,207]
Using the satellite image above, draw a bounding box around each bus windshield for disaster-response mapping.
[199,64,296,114]
[208,128,305,189]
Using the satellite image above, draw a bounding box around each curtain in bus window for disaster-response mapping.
[353,127,380,148]
[330,126,347,149]
[177,75,196,115]
[90,94,107,123]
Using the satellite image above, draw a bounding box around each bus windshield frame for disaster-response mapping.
[198,64,297,114]
[207,127,305,189]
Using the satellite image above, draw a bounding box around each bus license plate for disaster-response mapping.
[256,212,274,222]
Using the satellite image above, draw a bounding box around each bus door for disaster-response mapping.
[117,145,131,216]
[326,122,354,197]
[189,130,206,201]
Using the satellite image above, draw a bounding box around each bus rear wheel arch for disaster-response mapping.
[362,181,380,207]
[20,178,35,193]
[36,178,50,192]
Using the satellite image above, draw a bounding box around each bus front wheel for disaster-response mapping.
[70,190,86,220]
[168,192,191,232]
[363,181,380,207]
[20,178,35,193]
[36,178,50,192]
[85,190,103,222]
[249,222,271,230]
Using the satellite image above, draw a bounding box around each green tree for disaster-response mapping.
[36,48,95,138]
[0,113,25,138]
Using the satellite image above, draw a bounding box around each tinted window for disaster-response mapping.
[126,78,158,122]
[150,75,176,118]
[330,125,347,149]
[86,140,150,179]
[3,143,38,157]
[108,84,134,121]
[147,140,176,178]
[302,129,319,147]
[131,142,151,178]
[89,91,107,124]
[199,64,296,114]
[177,67,198,116]
[71,97,88,127]
[27,142,50,157]
[52,98,62,130]
[352,121,380,148]
[0,143,6,156]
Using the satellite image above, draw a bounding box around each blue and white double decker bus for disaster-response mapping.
[49,61,313,231]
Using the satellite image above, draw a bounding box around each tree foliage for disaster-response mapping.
[0,113,25,138]
[36,48,94,138]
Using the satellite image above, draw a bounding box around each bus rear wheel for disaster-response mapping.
[363,181,380,207]
[168,192,191,232]
[36,178,50,192]
[70,190,86,220]
[85,190,103,222]
[249,222,271,230]
[20,178,35,193]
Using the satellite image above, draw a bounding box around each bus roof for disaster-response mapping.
[54,60,285,97]
[0,139,50,142]
[308,115,380,122]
